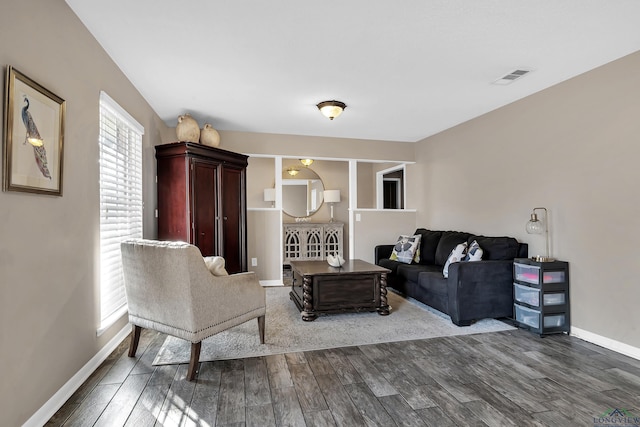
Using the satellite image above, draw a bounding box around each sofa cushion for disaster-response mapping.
[389,234,421,264]
[416,272,449,314]
[435,231,473,266]
[413,229,443,265]
[397,263,440,284]
[418,271,449,296]
[470,236,519,260]
[443,242,468,278]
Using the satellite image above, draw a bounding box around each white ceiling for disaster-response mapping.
[65,1,640,143]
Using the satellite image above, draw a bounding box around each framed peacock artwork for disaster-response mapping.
[3,66,65,196]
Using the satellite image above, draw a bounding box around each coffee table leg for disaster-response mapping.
[378,273,390,315]
[301,275,317,321]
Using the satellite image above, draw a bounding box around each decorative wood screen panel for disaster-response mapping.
[283,223,344,263]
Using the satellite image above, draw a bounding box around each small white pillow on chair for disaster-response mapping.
[203,256,229,276]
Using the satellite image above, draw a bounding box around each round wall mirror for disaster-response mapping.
[282,167,324,218]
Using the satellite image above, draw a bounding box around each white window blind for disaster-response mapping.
[98,91,144,333]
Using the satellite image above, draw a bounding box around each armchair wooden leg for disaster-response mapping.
[257,315,265,344]
[128,325,142,357]
[187,342,202,381]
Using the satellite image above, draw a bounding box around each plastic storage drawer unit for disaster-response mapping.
[543,292,566,306]
[514,283,540,307]
[513,258,570,336]
[514,263,566,284]
[514,305,539,329]
[543,314,566,328]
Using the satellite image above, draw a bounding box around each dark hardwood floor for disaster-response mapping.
[46,327,640,426]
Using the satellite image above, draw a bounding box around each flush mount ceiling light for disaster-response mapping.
[316,100,346,120]
[287,167,300,176]
[300,158,314,167]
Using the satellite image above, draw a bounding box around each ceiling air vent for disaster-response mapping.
[493,69,533,85]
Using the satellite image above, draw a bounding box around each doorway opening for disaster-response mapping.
[376,165,405,209]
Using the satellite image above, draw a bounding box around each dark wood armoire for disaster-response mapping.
[155,142,248,273]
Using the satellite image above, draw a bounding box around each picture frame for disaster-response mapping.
[3,66,65,196]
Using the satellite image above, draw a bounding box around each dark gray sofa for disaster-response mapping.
[375,229,528,326]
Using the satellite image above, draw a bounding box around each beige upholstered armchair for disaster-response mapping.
[120,239,266,380]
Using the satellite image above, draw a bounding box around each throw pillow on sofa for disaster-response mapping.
[434,231,473,266]
[463,240,483,261]
[443,242,468,278]
[389,234,421,264]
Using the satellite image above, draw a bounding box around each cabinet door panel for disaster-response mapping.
[221,166,245,273]
[192,160,218,256]
[157,156,190,241]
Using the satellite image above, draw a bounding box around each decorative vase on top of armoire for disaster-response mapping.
[155,141,248,274]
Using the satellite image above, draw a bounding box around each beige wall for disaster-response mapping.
[247,157,277,208]
[246,157,281,282]
[247,209,282,281]
[195,130,414,163]
[415,50,640,348]
[352,210,418,263]
[356,162,375,208]
[0,0,169,425]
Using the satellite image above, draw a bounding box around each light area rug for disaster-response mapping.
[153,286,514,365]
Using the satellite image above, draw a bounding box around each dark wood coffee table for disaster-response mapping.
[289,259,391,321]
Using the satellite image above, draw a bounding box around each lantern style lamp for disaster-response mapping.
[526,207,554,262]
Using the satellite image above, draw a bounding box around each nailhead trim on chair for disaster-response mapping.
[129,305,265,335]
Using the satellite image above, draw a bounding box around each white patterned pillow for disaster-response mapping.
[464,240,483,262]
[389,234,421,264]
[203,256,229,276]
[443,242,468,278]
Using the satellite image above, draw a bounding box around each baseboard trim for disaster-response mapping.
[23,324,131,427]
[571,326,640,361]
[260,280,284,287]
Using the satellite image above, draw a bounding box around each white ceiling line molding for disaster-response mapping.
[244,153,415,165]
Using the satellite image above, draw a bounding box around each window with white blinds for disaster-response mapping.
[98,91,144,334]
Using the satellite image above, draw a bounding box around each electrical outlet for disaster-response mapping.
[251,258,258,266]
[356,213,361,221]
